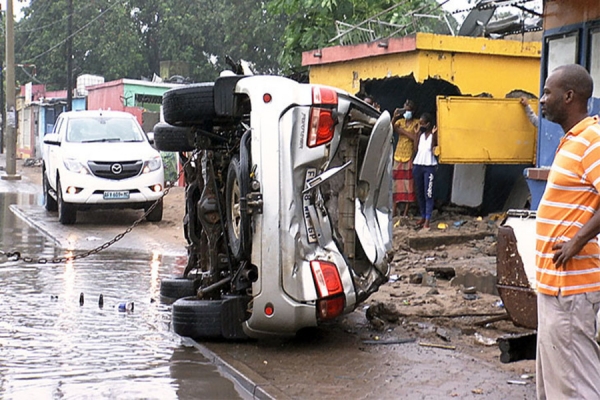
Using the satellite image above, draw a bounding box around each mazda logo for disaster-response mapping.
[111,163,123,175]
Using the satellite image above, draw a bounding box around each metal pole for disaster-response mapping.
[66,0,73,111]
[2,0,20,180]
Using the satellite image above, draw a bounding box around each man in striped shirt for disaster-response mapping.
[536,64,600,399]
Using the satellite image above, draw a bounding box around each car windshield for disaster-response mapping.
[66,116,146,143]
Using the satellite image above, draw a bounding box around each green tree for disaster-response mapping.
[15,0,146,90]
[155,0,287,80]
[267,0,453,73]
[14,0,288,87]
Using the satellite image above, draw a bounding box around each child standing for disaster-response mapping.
[412,112,438,230]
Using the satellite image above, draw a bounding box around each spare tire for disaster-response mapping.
[153,122,195,152]
[172,297,224,339]
[160,277,197,303]
[163,83,215,126]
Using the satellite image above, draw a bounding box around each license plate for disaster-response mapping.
[303,168,318,244]
[103,190,130,200]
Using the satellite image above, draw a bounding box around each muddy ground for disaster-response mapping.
[18,160,537,384]
[367,210,536,376]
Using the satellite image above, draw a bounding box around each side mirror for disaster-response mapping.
[43,133,61,145]
[146,132,155,144]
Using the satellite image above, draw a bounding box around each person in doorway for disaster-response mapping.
[535,64,600,399]
[520,96,539,127]
[363,95,380,111]
[391,100,419,218]
[412,112,437,230]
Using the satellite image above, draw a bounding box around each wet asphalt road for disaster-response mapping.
[0,162,537,399]
[0,183,247,398]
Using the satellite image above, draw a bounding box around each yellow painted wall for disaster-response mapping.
[309,33,541,98]
[309,53,420,94]
[416,51,540,97]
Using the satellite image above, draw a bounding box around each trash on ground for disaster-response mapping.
[118,302,134,312]
[507,380,528,385]
[474,332,497,346]
[418,342,456,350]
[463,286,477,295]
[362,337,416,345]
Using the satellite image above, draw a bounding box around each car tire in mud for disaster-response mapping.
[57,179,77,225]
[226,155,250,261]
[162,83,215,126]
[43,170,58,212]
[160,277,197,303]
[172,297,223,339]
[153,122,195,152]
[145,199,163,222]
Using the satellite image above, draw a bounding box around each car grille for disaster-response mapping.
[87,160,143,180]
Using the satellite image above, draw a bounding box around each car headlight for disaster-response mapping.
[63,158,90,174]
[142,156,162,174]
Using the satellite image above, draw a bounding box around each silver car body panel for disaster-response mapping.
[356,111,393,269]
[228,76,391,336]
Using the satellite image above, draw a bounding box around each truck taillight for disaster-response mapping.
[312,87,338,105]
[310,260,345,321]
[307,108,335,147]
[307,87,338,148]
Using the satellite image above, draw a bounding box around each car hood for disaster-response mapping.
[60,142,160,162]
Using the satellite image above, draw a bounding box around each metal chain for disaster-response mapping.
[0,152,195,264]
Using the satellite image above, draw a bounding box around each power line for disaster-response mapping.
[25,0,124,62]
[16,2,99,33]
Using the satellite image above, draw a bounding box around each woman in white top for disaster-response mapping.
[412,112,438,230]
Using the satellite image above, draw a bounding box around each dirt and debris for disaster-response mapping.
[18,159,536,376]
[362,207,535,372]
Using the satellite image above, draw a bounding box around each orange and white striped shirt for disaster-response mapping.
[536,116,600,296]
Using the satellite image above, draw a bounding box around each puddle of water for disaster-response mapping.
[0,193,248,399]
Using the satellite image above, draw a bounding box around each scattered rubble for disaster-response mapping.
[362,208,535,370]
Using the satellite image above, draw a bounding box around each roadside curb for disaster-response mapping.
[181,337,291,400]
[10,204,61,247]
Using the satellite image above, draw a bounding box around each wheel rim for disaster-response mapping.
[230,178,241,240]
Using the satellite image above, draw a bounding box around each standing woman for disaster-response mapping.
[412,112,438,230]
[391,100,419,218]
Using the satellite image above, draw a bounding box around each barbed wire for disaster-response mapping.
[450,0,538,15]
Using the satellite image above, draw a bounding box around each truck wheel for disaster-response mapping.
[160,277,197,303]
[43,170,58,212]
[145,199,163,222]
[57,179,77,225]
[153,122,195,152]
[226,156,250,261]
[172,297,223,339]
[163,83,215,126]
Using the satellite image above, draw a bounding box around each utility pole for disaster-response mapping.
[66,0,73,111]
[2,0,20,180]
